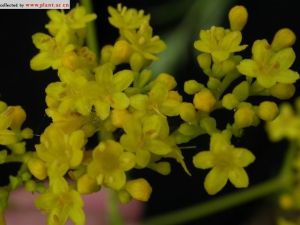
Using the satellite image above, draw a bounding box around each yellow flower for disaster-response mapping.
[130,82,182,117]
[87,140,135,190]
[193,131,255,195]
[108,3,150,30]
[30,32,75,71]
[0,109,18,146]
[46,6,96,39]
[266,103,300,142]
[237,39,299,88]
[120,115,172,167]
[194,26,247,62]
[46,64,133,120]
[122,22,166,60]
[35,176,85,225]
[36,125,86,171]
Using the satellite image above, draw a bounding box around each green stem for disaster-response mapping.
[217,72,240,98]
[80,0,99,59]
[144,143,296,225]
[107,191,124,225]
[144,177,283,225]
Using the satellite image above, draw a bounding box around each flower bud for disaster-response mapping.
[27,157,47,180]
[126,178,152,202]
[100,45,113,63]
[184,80,204,95]
[180,102,197,122]
[232,81,249,101]
[118,190,132,204]
[155,73,177,90]
[257,101,279,121]
[193,89,216,112]
[270,83,295,100]
[77,174,100,194]
[7,106,26,130]
[130,52,145,72]
[229,5,248,31]
[234,106,256,128]
[111,40,133,65]
[271,28,296,51]
[21,128,34,139]
[197,53,211,70]
[222,94,239,110]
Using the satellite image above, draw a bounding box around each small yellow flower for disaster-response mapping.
[130,82,182,117]
[122,22,166,60]
[87,140,135,190]
[194,26,247,62]
[266,104,300,142]
[35,177,85,225]
[30,32,75,71]
[120,115,172,167]
[108,3,150,31]
[36,125,86,171]
[193,131,255,195]
[237,39,299,88]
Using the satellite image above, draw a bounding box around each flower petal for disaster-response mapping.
[94,100,110,120]
[111,92,130,109]
[276,70,299,84]
[233,148,255,167]
[237,59,259,77]
[113,70,134,91]
[271,48,295,70]
[193,151,214,169]
[228,168,249,188]
[204,167,228,195]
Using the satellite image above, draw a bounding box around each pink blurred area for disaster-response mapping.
[5,188,144,225]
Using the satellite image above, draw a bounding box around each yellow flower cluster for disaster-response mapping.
[0,3,299,225]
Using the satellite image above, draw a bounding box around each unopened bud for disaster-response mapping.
[229,5,248,31]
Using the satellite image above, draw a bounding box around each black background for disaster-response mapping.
[0,0,299,224]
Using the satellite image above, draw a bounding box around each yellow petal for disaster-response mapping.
[145,139,172,155]
[233,148,255,167]
[105,171,126,190]
[193,151,214,169]
[228,168,249,188]
[111,92,130,109]
[237,59,259,77]
[30,52,53,71]
[204,167,228,195]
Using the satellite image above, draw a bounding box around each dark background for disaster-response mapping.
[0,0,299,224]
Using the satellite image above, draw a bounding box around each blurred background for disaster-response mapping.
[1,0,300,224]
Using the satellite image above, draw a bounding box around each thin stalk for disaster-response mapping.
[144,177,283,225]
[80,0,99,59]
[107,191,124,225]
